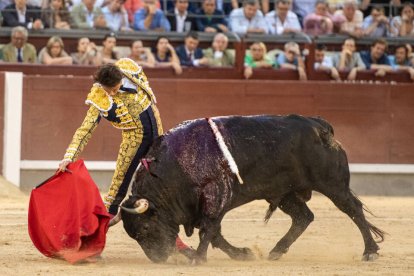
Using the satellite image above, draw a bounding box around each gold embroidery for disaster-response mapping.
[85,84,113,111]
[63,106,101,161]
[103,127,143,209]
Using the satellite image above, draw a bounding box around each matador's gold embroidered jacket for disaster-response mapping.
[62,58,163,162]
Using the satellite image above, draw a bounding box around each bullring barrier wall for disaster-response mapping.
[1,73,414,194]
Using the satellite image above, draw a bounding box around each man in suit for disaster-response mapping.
[166,0,197,32]
[196,0,228,33]
[175,31,208,67]
[202,33,235,67]
[2,26,37,63]
[2,0,44,29]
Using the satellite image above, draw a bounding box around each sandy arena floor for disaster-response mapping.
[0,176,413,275]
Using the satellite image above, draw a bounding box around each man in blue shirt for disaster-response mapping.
[388,44,414,80]
[133,0,171,31]
[360,38,393,77]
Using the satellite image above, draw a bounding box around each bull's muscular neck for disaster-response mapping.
[141,167,199,233]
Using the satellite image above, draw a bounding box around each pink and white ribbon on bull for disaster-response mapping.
[207,118,244,185]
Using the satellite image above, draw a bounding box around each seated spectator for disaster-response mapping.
[203,33,235,67]
[41,0,72,29]
[71,37,103,65]
[360,0,400,18]
[38,36,73,64]
[128,40,156,67]
[277,41,307,80]
[333,0,363,37]
[388,44,414,80]
[133,0,170,31]
[124,0,160,25]
[71,0,107,29]
[362,5,390,37]
[244,42,274,79]
[360,38,393,77]
[314,44,340,81]
[390,2,414,37]
[303,0,334,36]
[2,0,44,29]
[175,31,209,67]
[160,0,198,14]
[229,0,268,34]
[153,36,182,74]
[265,0,302,35]
[1,26,37,63]
[332,37,366,80]
[196,0,228,33]
[166,0,197,32]
[99,32,119,64]
[102,0,132,31]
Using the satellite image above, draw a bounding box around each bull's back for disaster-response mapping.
[215,115,347,200]
[163,115,347,204]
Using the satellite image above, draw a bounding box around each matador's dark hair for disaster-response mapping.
[94,63,123,87]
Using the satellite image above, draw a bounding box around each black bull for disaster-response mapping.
[121,114,385,263]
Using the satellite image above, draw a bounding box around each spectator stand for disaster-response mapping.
[1,27,414,82]
[243,32,312,80]
[314,34,414,82]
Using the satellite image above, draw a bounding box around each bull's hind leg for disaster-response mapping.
[322,190,385,261]
[211,227,255,261]
[269,193,314,260]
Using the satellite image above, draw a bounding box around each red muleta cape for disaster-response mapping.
[28,159,111,263]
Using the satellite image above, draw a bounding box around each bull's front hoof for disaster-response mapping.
[190,256,207,266]
[179,247,197,261]
[232,248,255,261]
[268,251,284,261]
[362,253,379,261]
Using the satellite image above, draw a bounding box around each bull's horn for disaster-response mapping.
[108,212,122,227]
[121,199,149,214]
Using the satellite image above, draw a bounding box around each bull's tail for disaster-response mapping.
[309,116,341,150]
[310,116,334,136]
[351,190,387,243]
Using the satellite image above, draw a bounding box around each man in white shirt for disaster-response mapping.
[265,0,302,35]
[229,0,268,34]
[314,44,340,81]
[102,0,131,31]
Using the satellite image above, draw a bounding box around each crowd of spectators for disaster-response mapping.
[1,0,414,35]
[1,0,414,81]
